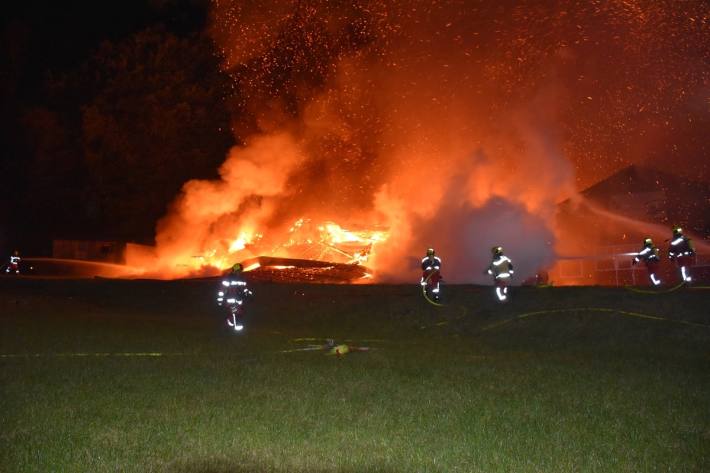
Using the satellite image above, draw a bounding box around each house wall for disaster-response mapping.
[52,240,126,263]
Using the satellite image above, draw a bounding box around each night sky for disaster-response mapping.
[1,1,709,264]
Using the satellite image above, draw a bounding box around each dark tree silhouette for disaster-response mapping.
[21,27,234,243]
[80,27,234,240]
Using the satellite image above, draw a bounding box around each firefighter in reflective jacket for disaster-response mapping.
[633,238,661,286]
[217,263,253,331]
[487,246,514,301]
[668,226,695,283]
[420,248,442,301]
[5,250,21,274]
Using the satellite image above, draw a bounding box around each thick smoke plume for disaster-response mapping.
[129,1,709,282]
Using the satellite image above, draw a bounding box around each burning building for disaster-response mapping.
[121,1,709,285]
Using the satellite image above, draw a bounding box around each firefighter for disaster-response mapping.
[632,238,661,286]
[217,263,253,331]
[668,226,695,283]
[487,246,514,301]
[420,248,442,301]
[5,250,21,274]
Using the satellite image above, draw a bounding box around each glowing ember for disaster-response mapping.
[125,1,709,284]
[233,257,371,283]
[124,213,389,279]
[279,219,388,264]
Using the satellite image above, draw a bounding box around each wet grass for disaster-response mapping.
[1,279,709,472]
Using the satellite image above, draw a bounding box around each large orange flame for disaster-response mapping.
[127,1,709,283]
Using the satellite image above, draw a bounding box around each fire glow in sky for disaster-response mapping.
[126,0,709,282]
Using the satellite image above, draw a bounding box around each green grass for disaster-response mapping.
[1,279,709,472]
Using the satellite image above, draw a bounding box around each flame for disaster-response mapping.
[228,235,248,252]
[282,218,389,265]
[279,219,389,264]
[124,1,707,284]
[228,230,262,253]
[125,213,389,278]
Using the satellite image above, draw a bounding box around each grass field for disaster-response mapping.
[1,278,709,472]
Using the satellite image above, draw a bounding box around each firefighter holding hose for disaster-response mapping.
[4,250,21,274]
[420,248,443,302]
[632,238,662,286]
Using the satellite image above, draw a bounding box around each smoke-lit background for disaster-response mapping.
[2,0,708,282]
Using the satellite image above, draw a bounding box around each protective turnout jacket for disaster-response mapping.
[668,235,694,259]
[217,275,252,307]
[6,255,20,273]
[488,255,514,280]
[421,256,442,273]
[634,245,660,264]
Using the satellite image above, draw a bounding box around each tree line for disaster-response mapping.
[2,26,234,253]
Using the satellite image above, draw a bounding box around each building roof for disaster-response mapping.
[558,164,710,242]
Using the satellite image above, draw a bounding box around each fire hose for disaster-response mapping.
[421,270,445,307]
[624,282,685,295]
[479,307,710,332]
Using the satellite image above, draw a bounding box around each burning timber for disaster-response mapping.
[240,256,371,284]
